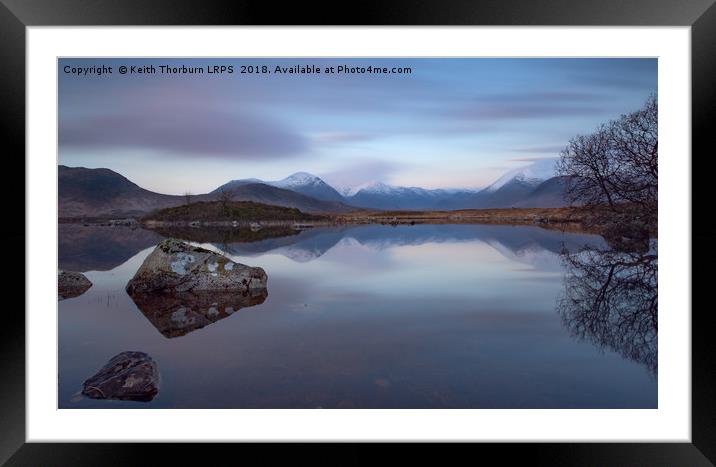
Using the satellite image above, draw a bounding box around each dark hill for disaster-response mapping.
[58,166,354,218]
[59,165,189,218]
[143,200,326,223]
[472,178,540,208]
[514,176,570,208]
[222,183,353,213]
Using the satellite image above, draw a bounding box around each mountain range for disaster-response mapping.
[59,166,352,217]
[58,159,569,218]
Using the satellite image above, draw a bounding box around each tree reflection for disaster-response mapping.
[558,240,657,376]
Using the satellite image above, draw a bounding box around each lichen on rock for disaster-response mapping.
[81,351,160,402]
[58,270,92,300]
[125,238,267,294]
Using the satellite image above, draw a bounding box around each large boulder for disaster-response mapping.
[58,270,92,300]
[125,239,267,294]
[129,289,267,338]
[82,351,160,402]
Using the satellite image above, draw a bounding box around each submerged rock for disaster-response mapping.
[81,351,160,402]
[129,289,267,338]
[125,238,267,294]
[58,270,92,300]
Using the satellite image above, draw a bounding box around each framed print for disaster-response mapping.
[3,0,714,464]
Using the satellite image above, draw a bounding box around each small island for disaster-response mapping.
[141,200,329,227]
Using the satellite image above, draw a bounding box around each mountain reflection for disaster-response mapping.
[128,289,268,338]
[208,224,604,265]
[59,223,607,271]
[557,241,658,375]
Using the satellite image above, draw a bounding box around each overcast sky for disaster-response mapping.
[59,58,657,195]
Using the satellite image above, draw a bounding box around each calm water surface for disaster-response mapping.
[58,223,657,408]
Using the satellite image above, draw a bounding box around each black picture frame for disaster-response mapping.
[2,0,713,464]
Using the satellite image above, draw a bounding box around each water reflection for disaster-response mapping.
[151,225,300,248]
[58,223,657,408]
[558,240,658,375]
[161,223,605,267]
[128,289,268,338]
[62,223,606,271]
[59,224,163,272]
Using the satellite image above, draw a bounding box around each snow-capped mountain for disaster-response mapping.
[483,158,558,193]
[356,182,430,196]
[270,172,346,203]
[337,186,357,197]
[342,160,559,210]
[336,182,392,197]
[61,158,571,220]
[213,172,345,203]
[210,159,566,211]
[348,182,478,210]
[272,172,323,189]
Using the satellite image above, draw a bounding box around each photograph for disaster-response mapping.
[56,57,658,409]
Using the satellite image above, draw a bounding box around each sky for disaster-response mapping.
[58,58,657,195]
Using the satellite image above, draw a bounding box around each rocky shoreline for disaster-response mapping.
[59,206,656,248]
[60,206,601,233]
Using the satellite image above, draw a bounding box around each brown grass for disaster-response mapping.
[329,206,600,233]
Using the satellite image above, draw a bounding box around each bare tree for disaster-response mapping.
[557,94,657,229]
[217,188,233,216]
[183,191,192,206]
[608,95,658,215]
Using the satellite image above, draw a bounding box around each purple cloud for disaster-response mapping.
[60,109,308,159]
[450,91,607,122]
[456,104,603,121]
[320,159,405,190]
